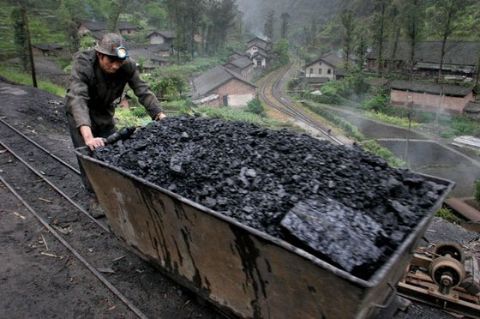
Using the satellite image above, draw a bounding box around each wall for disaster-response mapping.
[305,61,335,80]
[212,79,256,108]
[391,90,474,113]
[149,35,165,45]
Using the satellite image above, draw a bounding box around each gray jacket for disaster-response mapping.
[65,50,162,132]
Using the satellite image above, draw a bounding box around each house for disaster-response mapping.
[464,101,480,119]
[78,20,140,38]
[191,66,257,107]
[117,22,140,36]
[147,31,176,45]
[390,80,475,113]
[32,44,64,57]
[304,52,345,81]
[223,55,254,81]
[78,21,106,37]
[367,41,480,80]
[128,44,173,72]
[251,50,269,69]
[246,36,272,57]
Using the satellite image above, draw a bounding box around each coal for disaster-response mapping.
[93,116,449,279]
[280,198,384,273]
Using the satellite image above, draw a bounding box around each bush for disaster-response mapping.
[151,76,186,101]
[130,107,147,118]
[362,94,389,112]
[246,98,266,117]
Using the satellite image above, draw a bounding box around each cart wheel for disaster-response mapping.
[433,242,464,262]
[429,256,465,294]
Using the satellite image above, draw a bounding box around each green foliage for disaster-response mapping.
[272,39,290,66]
[150,76,186,101]
[475,179,480,203]
[361,140,406,168]
[436,207,463,224]
[362,94,389,112]
[130,106,147,118]
[195,106,282,128]
[115,107,151,128]
[245,98,266,117]
[365,111,419,129]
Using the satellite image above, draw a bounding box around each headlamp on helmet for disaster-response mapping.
[115,46,128,59]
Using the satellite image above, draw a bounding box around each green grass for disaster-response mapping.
[0,65,65,97]
[195,106,286,129]
[436,207,464,224]
[114,107,152,128]
[365,111,419,129]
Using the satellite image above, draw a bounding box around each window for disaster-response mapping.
[327,69,332,75]
[310,68,313,74]
[319,68,322,74]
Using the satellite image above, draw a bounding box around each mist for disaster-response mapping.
[236,0,346,38]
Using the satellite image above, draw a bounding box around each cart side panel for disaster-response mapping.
[81,158,366,319]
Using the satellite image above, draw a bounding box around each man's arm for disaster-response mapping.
[128,67,165,120]
[80,126,105,150]
[65,54,94,129]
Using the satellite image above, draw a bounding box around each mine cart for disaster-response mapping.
[76,147,454,319]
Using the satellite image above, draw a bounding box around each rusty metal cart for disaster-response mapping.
[76,147,454,319]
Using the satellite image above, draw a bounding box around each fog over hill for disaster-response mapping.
[236,0,374,37]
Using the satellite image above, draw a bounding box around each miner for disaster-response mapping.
[65,33,165,195]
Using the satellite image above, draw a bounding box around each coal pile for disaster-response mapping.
[93,116,449,279]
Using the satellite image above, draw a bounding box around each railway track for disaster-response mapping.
[0,118,218,318]
[0,119,150,318]
[258,64,345,145]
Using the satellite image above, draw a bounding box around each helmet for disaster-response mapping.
[95,33,129,59]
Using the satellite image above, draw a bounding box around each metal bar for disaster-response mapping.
[0,141,109,232]
[0,118,81,175]
[0,176,150,319]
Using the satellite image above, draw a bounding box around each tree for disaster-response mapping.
[264,10,275,41]
[280,12,290,39]
[273,39,289,66]
[355,27,368,71]
[428,0,471,82]
[340,10,355,70]
[204,0,236,54]
[402,0,426,79]
[387,1,402,73]
[11,7,28,72]
[372,0,390,76]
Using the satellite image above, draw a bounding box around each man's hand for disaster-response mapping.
[85,137,105,150]
[155,112,167,121]
[79,125,105,151]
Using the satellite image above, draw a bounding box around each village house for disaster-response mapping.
[304,52,345,81]
[146,31,176,45]
[390,80,475,113]
[464,101,480,120]
[117,22,140,36]
[32,44,64,57]
[367,41,480,80]
[246,37,271,68]
[223,55,254,81]
[191,66,257,107]
[78,21,140,39]
[128,44,173,72]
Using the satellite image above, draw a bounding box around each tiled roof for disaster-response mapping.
[391,80,473,97]
[368,41,480,66]
[147,31,176,39]
[192,66,256,99]
[225,56,253,70]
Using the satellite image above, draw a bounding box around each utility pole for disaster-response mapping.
[20,5,37,88]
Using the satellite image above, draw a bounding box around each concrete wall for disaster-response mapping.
[391,90,474,113]
[305,61,335,80]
